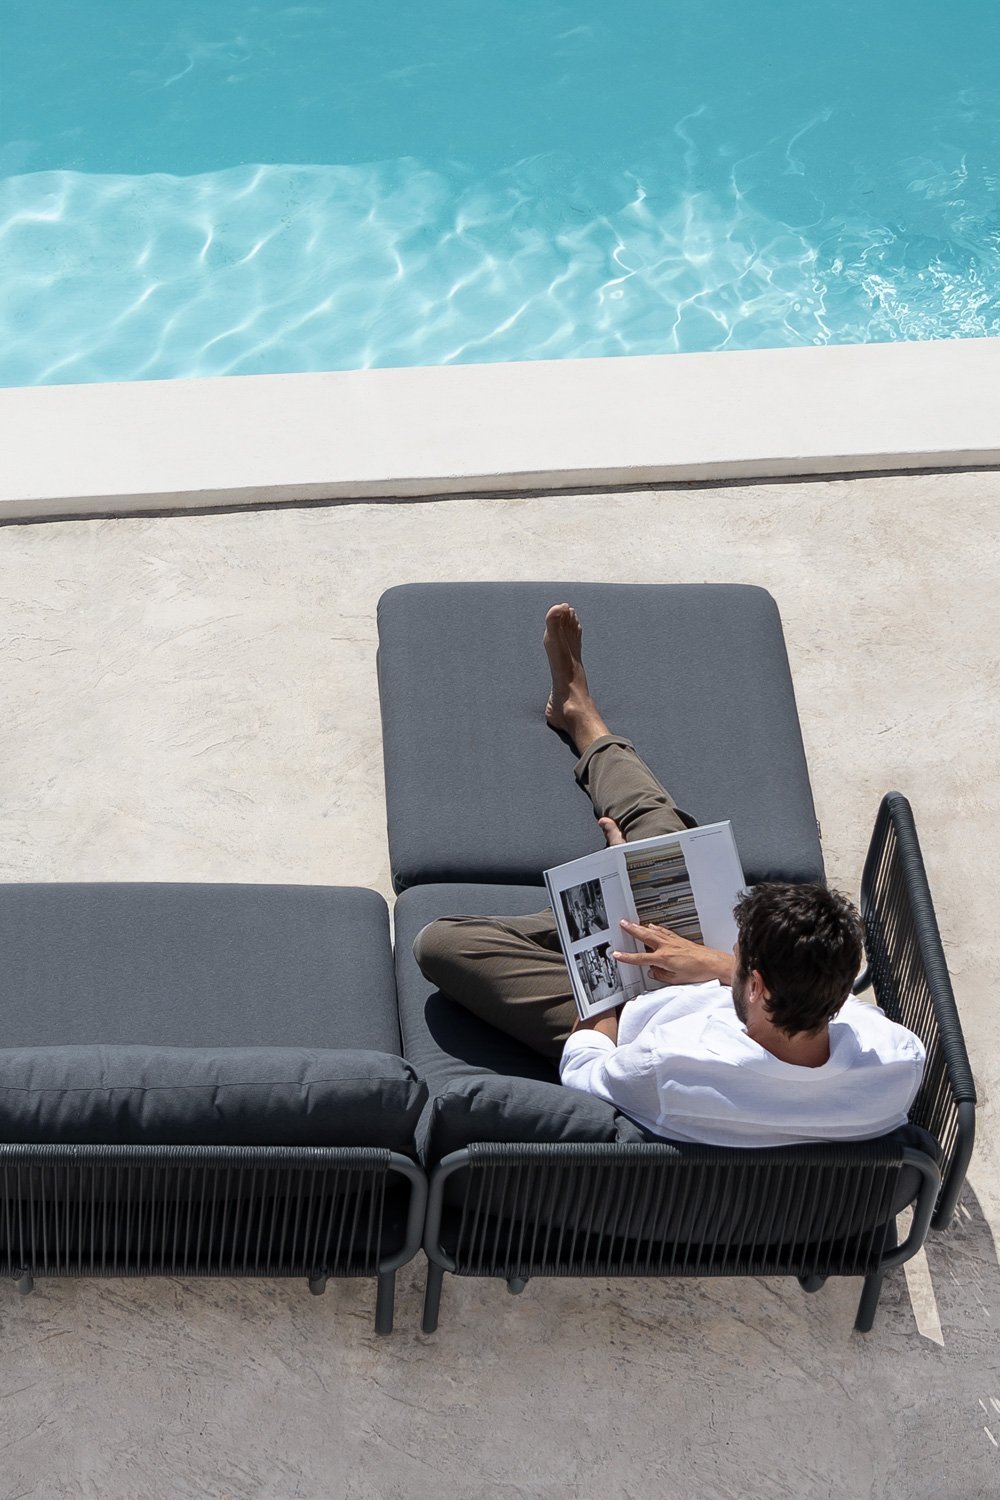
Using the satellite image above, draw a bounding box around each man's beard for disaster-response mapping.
[731,968,750,1027]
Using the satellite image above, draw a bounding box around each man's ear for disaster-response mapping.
[750,969,772,1006]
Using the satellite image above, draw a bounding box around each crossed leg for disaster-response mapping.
[412,605,696,1061]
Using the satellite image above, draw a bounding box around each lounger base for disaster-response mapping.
[0,1143,427,1335]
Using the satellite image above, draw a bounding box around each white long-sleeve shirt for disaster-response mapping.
[559,981,925,1147]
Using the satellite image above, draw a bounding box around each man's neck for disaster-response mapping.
[748,1018,831,1068]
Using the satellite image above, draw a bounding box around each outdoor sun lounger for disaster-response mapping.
[377,582,974,1332]
[0,883,427,1333]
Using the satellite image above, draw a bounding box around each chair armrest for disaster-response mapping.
[879,1147,943,1268]
[857,791,976,1228]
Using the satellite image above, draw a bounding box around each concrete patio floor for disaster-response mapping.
[1,468,998,1498]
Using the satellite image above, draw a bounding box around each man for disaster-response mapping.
[414,603,925,1146]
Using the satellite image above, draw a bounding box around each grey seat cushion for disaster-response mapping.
[393,882,635,1162]
[0,884,399,1052]
[377,582,823,891]
[0,1046,427,1150]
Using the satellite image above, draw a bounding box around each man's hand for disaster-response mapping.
[598,817,625,847]
[612,921,733,987]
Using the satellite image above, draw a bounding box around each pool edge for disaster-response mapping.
[2,338,998,521]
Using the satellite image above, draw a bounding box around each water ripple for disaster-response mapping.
[1,147,998,387]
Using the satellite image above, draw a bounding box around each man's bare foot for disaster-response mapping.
[543,603,610,751]
[543,603,587,732]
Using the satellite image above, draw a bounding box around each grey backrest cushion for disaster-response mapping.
[0,1047,427,1152]
[422,1073,627,1164]
[378,582,823,891]
[0,884,400,1052]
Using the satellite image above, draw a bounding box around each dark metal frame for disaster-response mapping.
[420,793,974,1334]
[421,1140,939,1333]
[852,791,975,1229]
[1,1143,426,1334]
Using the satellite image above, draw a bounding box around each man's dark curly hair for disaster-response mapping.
[733,883,864,1036]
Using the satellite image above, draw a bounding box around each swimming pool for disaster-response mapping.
[2,1,998,386]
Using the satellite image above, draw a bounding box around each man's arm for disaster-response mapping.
[569,1008,619,1045]
[559,1020,661,1124]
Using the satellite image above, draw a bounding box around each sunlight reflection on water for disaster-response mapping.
[2,146,998,387]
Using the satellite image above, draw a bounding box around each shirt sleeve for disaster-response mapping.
[559,1029,662,1125]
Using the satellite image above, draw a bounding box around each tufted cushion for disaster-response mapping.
[0,1046,427,1151]
[421,1073,629,1165]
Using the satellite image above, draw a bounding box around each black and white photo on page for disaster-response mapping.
[560,876,610,943]
[574,941,624,1009]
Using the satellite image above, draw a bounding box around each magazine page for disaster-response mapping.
[620,822,745,963]
[545,821,745,1017]
[544,847,647,1018]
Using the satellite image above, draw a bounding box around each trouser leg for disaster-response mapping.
[575,734,697,840]
[414,911,574,1060]
[414,737,697,1059]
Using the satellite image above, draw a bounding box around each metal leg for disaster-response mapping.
[14,1272,34,1296]
[308,1275,327,1296]
[797,1274,827,1294]
[422,1262,445,1334]
[506,1276,528,1295]
[856,1217,896,1333]
[374,1270,395,1336]
[854,1270,886,1333]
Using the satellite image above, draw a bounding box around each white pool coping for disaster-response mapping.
[1,336,998,520]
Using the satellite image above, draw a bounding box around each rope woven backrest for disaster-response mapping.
[0,1144,395,1278]
[447,1141,909,1280]
[859,792,975,1223]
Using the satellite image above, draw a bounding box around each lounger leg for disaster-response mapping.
[797,1274,827,1294]
[856,1218,897,1333]
[422,1262,445,1334]
[506,1276,528,1295]
[854,1271,886,1333]
[308,1274,327,1296]
[374,1270,395,1336]
[14,1271,34,1296]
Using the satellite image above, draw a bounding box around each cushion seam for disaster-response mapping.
[0,1077,418,1093]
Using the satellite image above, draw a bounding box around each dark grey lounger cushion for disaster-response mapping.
[0,884,399,1053]
[378,582,823,891]
[0,1047,427,1150]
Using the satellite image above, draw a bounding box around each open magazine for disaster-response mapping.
[544,821,746,1019]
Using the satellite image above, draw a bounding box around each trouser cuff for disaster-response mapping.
[573,733,634,786]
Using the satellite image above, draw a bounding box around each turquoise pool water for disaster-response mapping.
[2,2,999,385]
